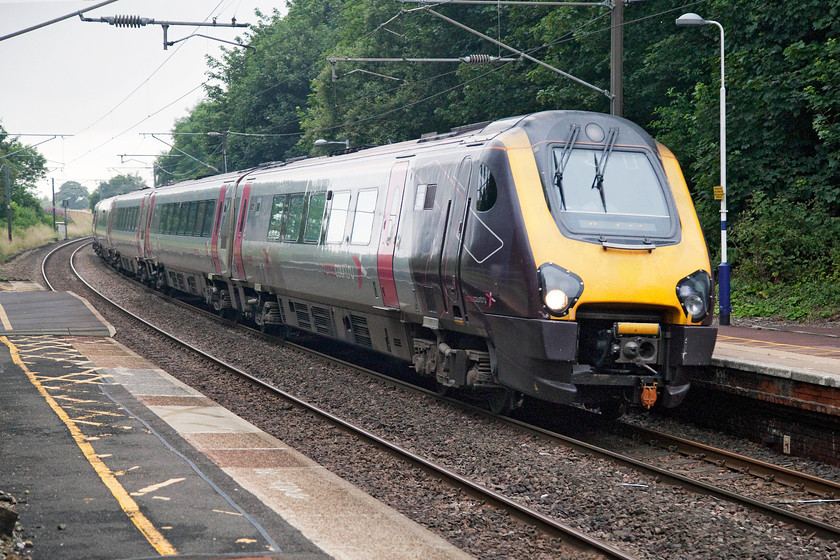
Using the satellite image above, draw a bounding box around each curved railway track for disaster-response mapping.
[40,238,840,558]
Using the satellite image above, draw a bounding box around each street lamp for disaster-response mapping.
[676,12,730,326]
[314,138,350,150]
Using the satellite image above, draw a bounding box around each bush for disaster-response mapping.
[730,192,840,284]
[729,193,840,319]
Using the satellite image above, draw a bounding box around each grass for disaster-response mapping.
[0,210,92,264]
[731,277,840,321]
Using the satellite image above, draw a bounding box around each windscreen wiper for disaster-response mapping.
[553,124,580,210]
[590,127,618,212]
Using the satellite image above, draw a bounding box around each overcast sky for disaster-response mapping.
[0,0,287,200]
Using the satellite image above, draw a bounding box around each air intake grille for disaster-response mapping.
[350,315,372,348]
[295,303,311,331]
[311,306,335,336]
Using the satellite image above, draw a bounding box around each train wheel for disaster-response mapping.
[435,382,450,397]
[488,388,516,415]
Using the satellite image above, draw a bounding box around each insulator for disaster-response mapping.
[464,54,492,65]
[112,15,149,28]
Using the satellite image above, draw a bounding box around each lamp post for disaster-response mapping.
[676,12,730,326]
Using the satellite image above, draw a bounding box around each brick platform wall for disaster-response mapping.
[675,385,840,467]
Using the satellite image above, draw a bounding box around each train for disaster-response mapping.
[92,110,717,416]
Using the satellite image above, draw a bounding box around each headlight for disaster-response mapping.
[539,263,584,316]
[676,270,713,322]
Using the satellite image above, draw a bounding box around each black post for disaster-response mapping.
[610,0,624,117]
[52,177,56,232]
[4,164,10,242]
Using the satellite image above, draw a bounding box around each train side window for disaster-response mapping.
[151,205,161,232]
[195,201,207,236]
[201,200,216,237]
[165,204,176,235]
[283,194,306,242]
[218,199,230,235]
[267,195,286,241]
[303,193,327,244]
[476,164,497,212]
[185,202,199,236]
[175,203,187,235]
[414,183,436,211]
[325,191,351,244]
[159,205,169,234]
[350,188,378,245]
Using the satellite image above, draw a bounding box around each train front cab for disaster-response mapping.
[481,112,717,413]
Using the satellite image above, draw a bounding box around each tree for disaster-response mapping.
[55,181,90,210]
[89,174,148,209]
[0,123,52,230]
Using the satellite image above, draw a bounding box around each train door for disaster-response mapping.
[377,161,409,308]
[135,197,146,257]
[439,157,472,321]
[232,183,252,280]
[143,192,156,258]
[210,185,228,274]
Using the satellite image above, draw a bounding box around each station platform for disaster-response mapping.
[705,323,840,416]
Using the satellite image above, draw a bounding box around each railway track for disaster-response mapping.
[40,238,840,558]
[44,239,635,558]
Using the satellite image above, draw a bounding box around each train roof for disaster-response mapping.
[101,111,657,202]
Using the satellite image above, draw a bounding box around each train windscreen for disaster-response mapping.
[550,147,674,239]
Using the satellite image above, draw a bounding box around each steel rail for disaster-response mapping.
[40,236,92,291]
[53,240,639,560]
[615,422,840,500]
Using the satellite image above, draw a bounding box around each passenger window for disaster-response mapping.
[195,201,207,236]
[304,193,326,244]
[350,189,378,245]
[201,200,216,237]
[415,183,436,210]
[165,204,175,234]
[284,194,305,242]
[326,191,351,244]
[267,195,286,241]
[476,164,497,212]
[218,199,230,235]
[185,202,199,236]
[176,204,188,235]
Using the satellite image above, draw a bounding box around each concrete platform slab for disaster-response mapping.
[0,291,114,336]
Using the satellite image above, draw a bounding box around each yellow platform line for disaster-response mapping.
[2,337,177,556]
[718,334,840,357]
[0,301,12,330]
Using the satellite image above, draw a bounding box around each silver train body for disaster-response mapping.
[93,111,717,414]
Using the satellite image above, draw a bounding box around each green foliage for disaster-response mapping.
[55,181,90,210]
[0,123,52,231]
[729,193,840,320]
[731,280,840,321]
[730,192,840,284]
[89,174,148,208]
